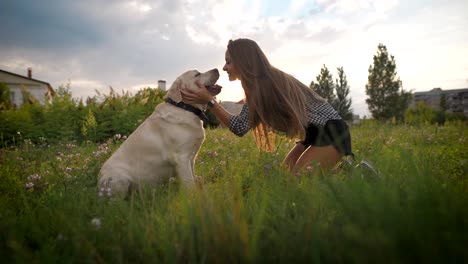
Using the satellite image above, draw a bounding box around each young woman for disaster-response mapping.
[181,38,353,173]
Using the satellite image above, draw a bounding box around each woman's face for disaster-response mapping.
[222,50,239,81]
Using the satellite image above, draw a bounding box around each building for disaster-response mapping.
[412,88,468,116]
[217,101,244,128]
[219,100,244,115]
[157,80,166,91]
[0,68,55,108]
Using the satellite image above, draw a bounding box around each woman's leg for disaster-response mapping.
[293,145,343,173]
[283,143,306,171]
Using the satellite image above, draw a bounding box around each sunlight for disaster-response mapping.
[128,1,152,13]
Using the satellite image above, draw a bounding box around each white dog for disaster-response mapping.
[98,69,221,197]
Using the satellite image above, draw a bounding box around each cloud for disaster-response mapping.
[0,0,223,92]
[0,0,467,118]
[316,0,398,14]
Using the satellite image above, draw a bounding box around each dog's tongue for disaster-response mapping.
[206,84,222,95]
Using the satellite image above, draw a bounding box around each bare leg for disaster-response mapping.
[293,145,343,173]
[283,143,306,171]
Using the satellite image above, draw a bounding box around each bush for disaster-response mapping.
[405,101,466,125]
[0,86,167,146]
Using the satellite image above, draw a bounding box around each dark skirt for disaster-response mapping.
[298,119,353,156]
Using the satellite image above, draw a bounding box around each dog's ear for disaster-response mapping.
[165,78,182,103]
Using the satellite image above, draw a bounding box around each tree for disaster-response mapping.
[334,67,353,120]
[0,83,13,110]
[312,64,335,101]
[365,43,412,121]
[439,93,448,112]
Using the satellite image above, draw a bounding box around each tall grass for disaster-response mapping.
[0,122,467,263]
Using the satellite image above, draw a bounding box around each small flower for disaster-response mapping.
[66,167,72,172]
[91,217,102,230]
[98,187,105,197]
[212,151,218,157]
[25,182,34,189]
[305,166,313,172]
[27,174,41,181]
[66,143,76,149]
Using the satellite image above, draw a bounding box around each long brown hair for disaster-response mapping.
[227,38,325,151]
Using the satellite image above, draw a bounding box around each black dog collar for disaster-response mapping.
[165,97,209,123]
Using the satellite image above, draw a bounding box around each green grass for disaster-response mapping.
[0,121,467,263]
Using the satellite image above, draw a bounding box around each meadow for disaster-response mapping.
[0,121,467,263]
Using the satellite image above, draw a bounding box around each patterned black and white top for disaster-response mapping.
[229,92,342,137]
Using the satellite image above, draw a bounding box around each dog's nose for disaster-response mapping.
[210,68,220,78]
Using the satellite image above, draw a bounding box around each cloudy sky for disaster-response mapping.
[1,0,467,116]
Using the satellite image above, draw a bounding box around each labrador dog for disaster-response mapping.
[98,69,221,197]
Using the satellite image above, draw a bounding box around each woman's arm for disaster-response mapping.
[180,80,231,127]
[181,80,251,136]
[205,99,231,127]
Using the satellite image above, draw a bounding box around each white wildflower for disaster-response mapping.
[91,217,102,230]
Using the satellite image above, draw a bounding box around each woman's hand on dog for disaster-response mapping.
[180,80,213,105]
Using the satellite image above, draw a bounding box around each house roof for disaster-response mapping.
[414,88,468,95]
[0,68,55,95]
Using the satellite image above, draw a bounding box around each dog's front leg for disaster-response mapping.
[174,155,195,189]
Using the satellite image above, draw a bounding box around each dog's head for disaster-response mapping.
[166,68,222,109]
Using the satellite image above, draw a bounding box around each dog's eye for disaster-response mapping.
[194,72,201,77]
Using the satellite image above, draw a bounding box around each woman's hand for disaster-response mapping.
[180,80,214,105]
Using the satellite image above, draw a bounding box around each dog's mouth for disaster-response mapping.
[205,84,222,96]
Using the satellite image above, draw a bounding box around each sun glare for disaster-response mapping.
[128,1,152,13]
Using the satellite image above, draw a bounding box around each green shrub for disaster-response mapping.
[0,86,166,146]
